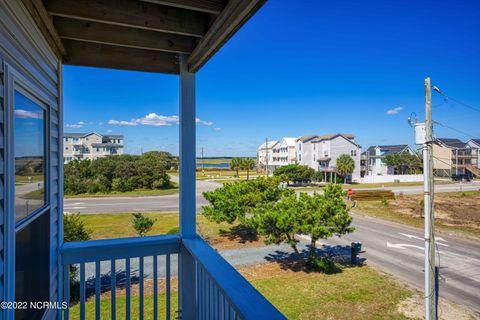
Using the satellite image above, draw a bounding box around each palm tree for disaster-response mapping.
[230,157,242,178]
[336,154,355,184]
[242,158,256,180]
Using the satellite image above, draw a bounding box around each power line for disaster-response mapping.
[432,86,480,114]
[434,121,477,139]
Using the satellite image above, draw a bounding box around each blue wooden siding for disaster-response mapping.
[0,1,61,318]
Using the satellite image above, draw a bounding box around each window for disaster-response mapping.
[14,91,46,222]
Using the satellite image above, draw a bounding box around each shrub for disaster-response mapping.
[306,257,336,274]
[131,213,156,236]
[63,213,91,302]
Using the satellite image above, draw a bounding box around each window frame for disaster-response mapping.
[13,81,50,232]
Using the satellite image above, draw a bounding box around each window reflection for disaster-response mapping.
[14,91,46,222]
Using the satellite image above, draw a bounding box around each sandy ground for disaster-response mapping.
[390,191,480,229]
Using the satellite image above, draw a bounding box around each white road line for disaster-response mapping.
[399,232,449,247]
[386,242,424,251]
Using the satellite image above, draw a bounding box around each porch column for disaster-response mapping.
[178,54,197,319]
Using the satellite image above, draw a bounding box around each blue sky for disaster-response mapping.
[64,0,480,156]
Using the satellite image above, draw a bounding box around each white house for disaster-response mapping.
[64,132,124,163]
[296,135,318,168]
[311,133,361,181]
[0,1,283,319]
[271,137,297,170]
[467,139,480,169]
[256,140,277,174]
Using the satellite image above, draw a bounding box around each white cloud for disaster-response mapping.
[14,109,42,119]
[386,106,403,115]
[213,127,222,132]
[196,118,213,126]
[65,121,85,128]
[107,129,113,133]
[108,113,213,127]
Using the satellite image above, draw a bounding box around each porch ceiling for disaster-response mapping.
[23,0,266,73]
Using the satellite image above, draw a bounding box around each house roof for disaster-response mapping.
[91,143,124,148]
[311,133,354,143]
[281,138,297,147]
[28,1,266,73]
[65,132,124,139]
[436,138,467,149]
[468,139,480,147]
[365,144,410,157]
[297,135,318,143]
[258,140,278,150]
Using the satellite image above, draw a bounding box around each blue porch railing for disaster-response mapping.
[60,235,286,320]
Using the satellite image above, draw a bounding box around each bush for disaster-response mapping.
[64,152,174,195]
[306,257,336,274]
[131,213,156,236]
[273,164,314,184]
[63,213,91,302]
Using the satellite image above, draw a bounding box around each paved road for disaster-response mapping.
[305,214,480,312]
[65,181,480,214]
[64,179,218,214]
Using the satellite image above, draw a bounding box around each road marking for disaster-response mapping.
[66,206,86,210]
[65,202,84,206]
[399,233,449,247]
[386,242,424,251]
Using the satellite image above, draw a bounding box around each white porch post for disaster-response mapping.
[178,54,197,318]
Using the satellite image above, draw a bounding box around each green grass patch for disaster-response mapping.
[78,212,226,240]
[64,188,179,199]
[69,265,411,320]
[69,292,178,320]
[19,188,44,200]
[15,174,43,184]
[252,266,411,319]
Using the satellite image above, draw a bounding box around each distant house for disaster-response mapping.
[256,140,278,174]
[270,137,297,171]
[296,135,318,168]
[311,133,361,181]
[433,138,479,177]
[467,139,480,169]
[362,145,414,176]
[64,132,124,163]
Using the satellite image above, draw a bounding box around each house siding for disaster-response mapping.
[328,136,361,180]
[0,0,62,318]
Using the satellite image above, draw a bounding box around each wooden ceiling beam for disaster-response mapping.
[45,0,208,38]
[21,0,66,56]
[62,40,179,74]
[140,0,225,15]
[54,17,196,54]
[187,0,266,72]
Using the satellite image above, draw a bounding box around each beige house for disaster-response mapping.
[433,138,479,177]
[256,140,277,174]
[64,132,124,163]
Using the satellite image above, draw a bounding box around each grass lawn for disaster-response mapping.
[354,191,480,239]
[78,212,230,240]
[15,174,43,184]
[196,158,231,165]
[68,263,412,320]
[64,188,179,199]
[19,188,44,200]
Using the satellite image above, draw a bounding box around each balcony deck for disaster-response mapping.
[60,235,285,319]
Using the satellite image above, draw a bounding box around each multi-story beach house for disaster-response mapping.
[433,138,479,177]
[270,137,297,170]
[296,135,318,168]
[63,132,124,163]
[256,139,277,174]
[311,133,361,181]
[467,139,480,169]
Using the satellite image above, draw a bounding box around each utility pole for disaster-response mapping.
[423,77,436,320]
[265,137,269,176]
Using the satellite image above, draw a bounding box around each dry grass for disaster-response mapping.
[354,191,480,238]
